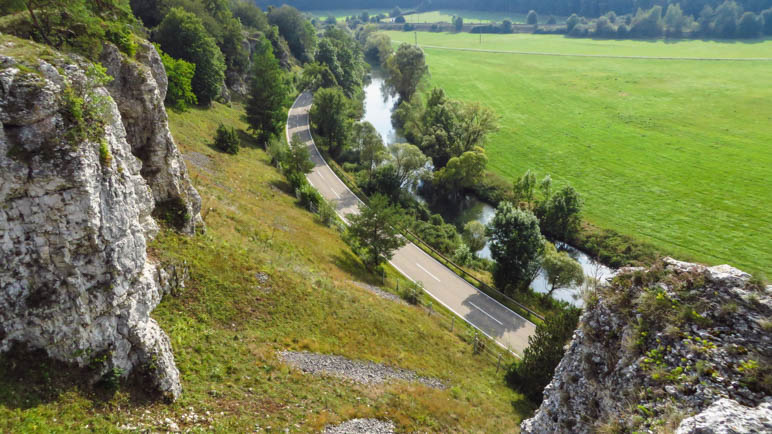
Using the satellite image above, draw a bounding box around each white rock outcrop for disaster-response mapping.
[675,399,772,434]
[100,41,202,234]
[0,37,200,400]
[521,258,771,433]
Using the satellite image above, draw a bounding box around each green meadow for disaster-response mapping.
[387,31,772,274]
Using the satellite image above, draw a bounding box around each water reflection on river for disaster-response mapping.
[361,68,613,307]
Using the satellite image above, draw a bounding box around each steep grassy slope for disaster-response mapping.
[0,102,530,432]
[387,32,772,274]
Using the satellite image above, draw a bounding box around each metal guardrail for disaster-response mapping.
[323,150,546,324]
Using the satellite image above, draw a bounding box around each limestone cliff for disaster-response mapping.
[522,258,771,433]
[0,35,201,400]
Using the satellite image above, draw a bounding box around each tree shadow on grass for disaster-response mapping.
[332,249,381,286]
[511,395,538,420]
[269,178,294,196]
[236,129,261,150]
[0,344,158,411]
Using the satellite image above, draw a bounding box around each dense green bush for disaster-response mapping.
[159,50,197,111]
[401,281,424,305]
[506,308,580,403]
[155,7,226,106]
[213,123,239,154]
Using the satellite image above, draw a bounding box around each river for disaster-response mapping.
[362,67,613,307]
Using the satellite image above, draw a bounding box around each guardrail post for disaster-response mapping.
[496,353,502,373]
[451,316,455,333]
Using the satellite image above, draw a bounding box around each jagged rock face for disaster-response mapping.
[0,37,195,400]
[100,41,202,234]
[522,258,771,433]
[675,399,772,433]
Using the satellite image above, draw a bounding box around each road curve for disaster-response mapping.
[286,91,536,355]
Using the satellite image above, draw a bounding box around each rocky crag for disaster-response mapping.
[0,34,201,400]
[522,258,771,433]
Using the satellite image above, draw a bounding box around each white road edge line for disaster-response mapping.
[288,91,522,357]
[416,263,441,282]
[410,244,532,326]
[391,259,520,358]
[469,302,504,326]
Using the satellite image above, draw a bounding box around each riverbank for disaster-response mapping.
[361,67,619,307]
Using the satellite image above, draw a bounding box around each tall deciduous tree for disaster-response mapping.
[351,122,386,175]
[156,7,226,106]
[514,169,537,205]
[245,35,289,143]
[539,186,583,241]
[310,87,349,158]
[347,194,406,270]
[487,202,545,294]
[390,142,429,188]
[386,43,428,102]
[541,242,584,295]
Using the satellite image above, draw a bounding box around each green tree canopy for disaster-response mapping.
[506,308,581,403]
[347,194,407,270]
[159,50,197,111]
[434,147,488,198]
[513,169,537,205]
[386,43,428,102]
[245,34,289,142]
[405,88,497,169]
[539,185,583,242]
[364,32,393,65]
[463,221,487,253]
[156,7,226,106]
[541,242,584,295]
[267,4,316,62]
[487,202,545,294]
[390,142,430,188]
[526,10,538,25]
[310,87,350,158]
[285,134,315,176]
[351,122,387,174]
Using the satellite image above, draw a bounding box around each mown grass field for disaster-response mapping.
[0,102,530,432]
[387,31,772,274]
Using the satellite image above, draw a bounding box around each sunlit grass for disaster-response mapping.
[0,102,531,432]
[385,31,772,274]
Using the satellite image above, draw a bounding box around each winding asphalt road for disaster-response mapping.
[286,91,536,355]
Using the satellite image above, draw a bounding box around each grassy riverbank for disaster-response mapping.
[0,102,531,432]
[387,31,772,274]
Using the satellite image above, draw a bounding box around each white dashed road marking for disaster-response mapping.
[469,302,504,326]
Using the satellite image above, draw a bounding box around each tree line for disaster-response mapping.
[253,0,772,18]
[566,0,772,38]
